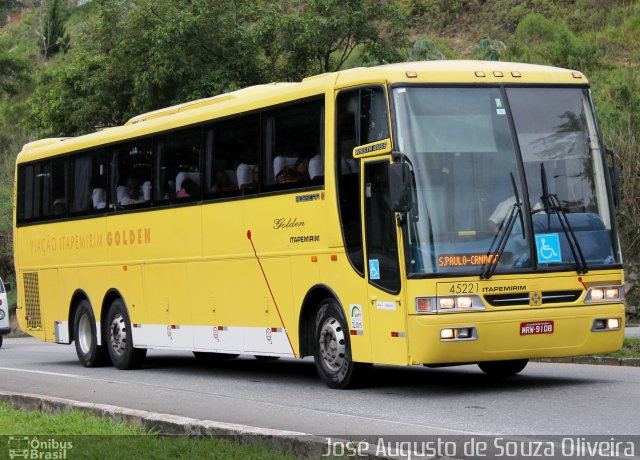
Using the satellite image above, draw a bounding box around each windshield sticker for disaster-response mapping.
[496,108,506,115]
[369,259,380,279]
[535,234,562,263]
[350,305,363,333]
[495,98,503,108]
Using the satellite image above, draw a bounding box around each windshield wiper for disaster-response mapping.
[480,173,522,280]
[539,163,588,274]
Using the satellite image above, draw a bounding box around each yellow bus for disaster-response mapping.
[14,61,625,388]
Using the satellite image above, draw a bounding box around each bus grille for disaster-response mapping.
[484,290,582,307]
[23,272,42,330]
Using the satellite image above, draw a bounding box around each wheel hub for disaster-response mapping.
[109,313,127,356]
[319,317,346,372]
[78,314,92,354]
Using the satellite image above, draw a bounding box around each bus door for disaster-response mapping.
[362,158,408,365]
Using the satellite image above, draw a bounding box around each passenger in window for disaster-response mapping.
[276,157,310,184]
[177,178,200,198]
[121,177,145,206]
[53,198,66,216]
[210,169,238,194]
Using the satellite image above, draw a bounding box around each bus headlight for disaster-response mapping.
[415,295,485,313]
[456,296,473,309]
[606,288,620,300]
[585,285,624,303]
[439,298,456,309]
[440,326,477,341]
[592,317,621,331]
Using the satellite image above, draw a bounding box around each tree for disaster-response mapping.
[268,0,408,79]
[0,49,30,96]
[473,38,506,61]
[28,0,409,136]
[409,38,446,61]
[39,0,67,58]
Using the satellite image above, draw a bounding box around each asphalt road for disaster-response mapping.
[1,336,639,436]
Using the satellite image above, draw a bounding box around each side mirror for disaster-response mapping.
[4,282,11,292]
[605,147,620,208]
[389,161,412,213]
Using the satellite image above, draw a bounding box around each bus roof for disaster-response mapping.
[18,60,586,163]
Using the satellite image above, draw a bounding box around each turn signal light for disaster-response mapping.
[416,297,434,313]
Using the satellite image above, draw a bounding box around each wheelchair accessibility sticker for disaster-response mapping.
[369,259,380,280]
[535,233,562,263]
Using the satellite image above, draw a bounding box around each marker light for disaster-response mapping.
[439,298,456,309]
[441,328,455,339]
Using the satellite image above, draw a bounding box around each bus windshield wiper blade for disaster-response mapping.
[539,164,588,274]
[480,173,522,280]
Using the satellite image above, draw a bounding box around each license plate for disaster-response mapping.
[520,321,554,336]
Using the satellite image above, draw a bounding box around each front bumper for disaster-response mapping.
[407,303,624,365]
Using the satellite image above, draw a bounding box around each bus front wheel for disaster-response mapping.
[313,299,370,389]
[478,359,528,378]
[106,298,146,370]
[73,300,109,367]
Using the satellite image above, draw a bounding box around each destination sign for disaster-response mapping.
[437,252,512,268]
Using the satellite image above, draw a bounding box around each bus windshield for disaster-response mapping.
[392,86,618,277]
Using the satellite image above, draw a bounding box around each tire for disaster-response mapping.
[73,300,110,367]
[312,299,370,389]
[0,335,3,348]
[254,355,280,361]
[478,359,528,378]
[193,351,239,361]
[105,298,146,370]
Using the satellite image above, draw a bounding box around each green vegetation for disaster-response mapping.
[597,337,640,359]
[0,0,638,316]
[0,403,296,459]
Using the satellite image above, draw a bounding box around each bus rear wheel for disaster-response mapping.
[478,359,528,378]
[106,298,146,370]
[73,300,109,367]
[313,299,370,389]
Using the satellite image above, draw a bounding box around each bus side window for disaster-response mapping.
[113,139,153,209]
[204,115,259,199]
[23,158,67,221]
[70,149,108,215]
[336,86,389,275]
[155,128,201,203]
[263,98,324,189]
